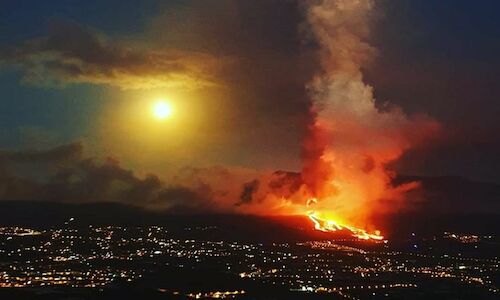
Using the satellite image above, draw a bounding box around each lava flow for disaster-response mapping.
[306,198,384,240]
[308,212,384,240]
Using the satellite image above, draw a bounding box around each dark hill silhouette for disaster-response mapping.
[0,175,498,239]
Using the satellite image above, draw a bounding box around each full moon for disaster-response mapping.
[152,100,173,120]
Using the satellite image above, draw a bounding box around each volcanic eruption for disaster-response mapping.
[297,0,440,239]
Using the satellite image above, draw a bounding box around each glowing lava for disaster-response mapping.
[308,212,383,240]
[306,198,384,241]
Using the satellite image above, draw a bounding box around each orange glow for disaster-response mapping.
[284,0,440,242]
[231,0,440,235]
[306,198,383,240]
[308,210,383,240]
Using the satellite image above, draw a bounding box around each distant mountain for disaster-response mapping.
[394,175,500,214]
[0,175,498,239]
[377,175,500,236]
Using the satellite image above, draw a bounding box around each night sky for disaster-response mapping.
[1,0,499,215]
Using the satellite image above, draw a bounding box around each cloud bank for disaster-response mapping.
[1,20,222,89]
[0,143,215,211]
[0,140,314,216]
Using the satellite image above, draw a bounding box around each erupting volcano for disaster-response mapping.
[293,0,439,240]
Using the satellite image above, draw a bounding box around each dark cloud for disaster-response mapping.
[0,142,214,211]
[235,171,305,207]
[237,179,260,205]
[0,142,312,214]
[268,170,302,200]
[0,143,301,215]
[0,20,223,89]
[0,143,82,163]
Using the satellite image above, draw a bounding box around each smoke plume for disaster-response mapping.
[299,0,440,228]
